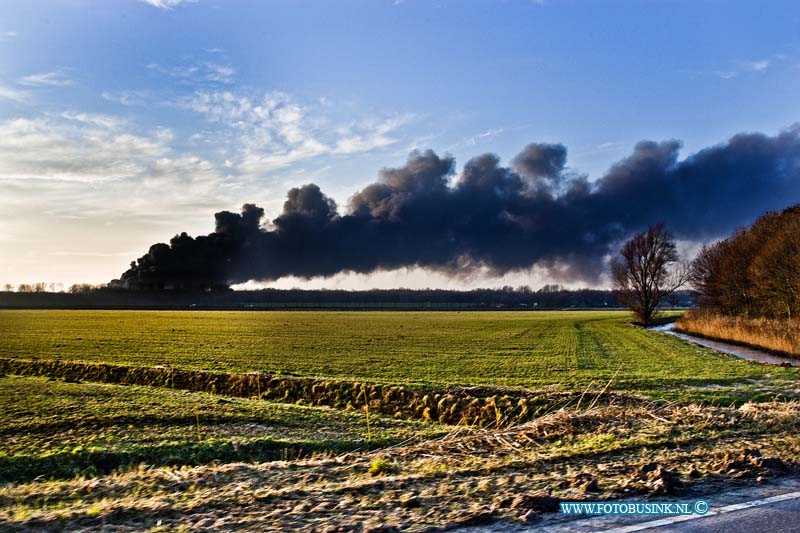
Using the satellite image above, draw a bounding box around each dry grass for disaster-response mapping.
[677,310,800,357]
[2,398,800,532]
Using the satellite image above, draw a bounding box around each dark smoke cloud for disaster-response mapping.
[117,126,800,289]
[511,142,567,192]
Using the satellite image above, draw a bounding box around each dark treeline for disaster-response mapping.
[0,286,695,310]
[690,204,800,319]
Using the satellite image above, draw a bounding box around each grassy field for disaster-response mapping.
[2,310,800,531]
[0,310,795,397]
[0,375,442,484]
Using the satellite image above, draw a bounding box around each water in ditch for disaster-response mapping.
[650,321,797,367]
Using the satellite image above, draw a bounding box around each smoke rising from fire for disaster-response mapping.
[117,126,800,289]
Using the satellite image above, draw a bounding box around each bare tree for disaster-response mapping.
[688,205,800,319]
[688,243,724,309]
[33,282,48,293]
[612,224,689,325]
[750,215,800,319]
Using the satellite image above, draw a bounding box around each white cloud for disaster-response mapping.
[139,0,197,9]
[334,115,414,154]
[0,83,30,102]
[594,142,621,150]
[0,31,18,41]
[186,90,411,175]
[101,90,153,106]
[713,70,737,80]
[443,126,509,152]
[148,61,235,84]
[465,128,504,146]
[0,112,226,211]
[204,63,236,83]
[740,59,771,72]
[693,55,783,81]
[0,117,172,182]
[61,111,125,130]
[18,70,74,87]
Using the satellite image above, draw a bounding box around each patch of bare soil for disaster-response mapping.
[2,399,800,532]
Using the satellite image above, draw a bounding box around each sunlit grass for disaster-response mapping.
[0,310,795,395]
[0,375,444,483]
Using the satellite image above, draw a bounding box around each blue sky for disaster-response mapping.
[1,0,798,288]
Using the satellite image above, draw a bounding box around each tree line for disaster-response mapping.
[4,283,94,293]
[689,204,800,319]
[0,284,696,310]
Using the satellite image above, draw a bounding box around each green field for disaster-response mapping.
[3,310,800,531]
[0,375,441,484]
[0,310,795,397]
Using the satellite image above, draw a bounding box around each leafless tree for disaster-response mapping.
[612,224,689,325]
[33,282,48,293]
[750,215,800,319]
[688,205,800,319]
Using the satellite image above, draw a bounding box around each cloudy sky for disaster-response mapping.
[1,0,798,289]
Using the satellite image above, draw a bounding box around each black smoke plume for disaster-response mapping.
[116,126,800,290]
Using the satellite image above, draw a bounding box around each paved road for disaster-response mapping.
[654,496,800,532]
[458,478,800,533]
[598,491,800,532]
